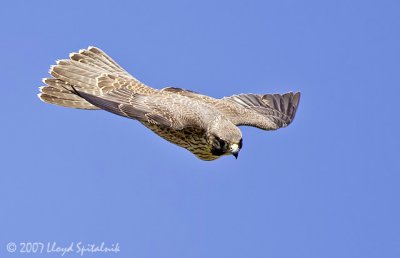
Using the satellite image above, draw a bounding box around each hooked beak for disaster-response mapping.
[230,143,240,159]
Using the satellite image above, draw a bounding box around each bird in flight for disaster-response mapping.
[38,47,300,161]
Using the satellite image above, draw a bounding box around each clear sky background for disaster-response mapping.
[1,0,399,257]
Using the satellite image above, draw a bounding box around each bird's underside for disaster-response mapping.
[38,46,301,161]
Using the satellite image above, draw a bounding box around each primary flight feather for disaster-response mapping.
[38,46,300,160]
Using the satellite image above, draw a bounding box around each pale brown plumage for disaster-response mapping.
[38,46,300,160]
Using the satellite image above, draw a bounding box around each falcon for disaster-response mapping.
[38,47,300,160]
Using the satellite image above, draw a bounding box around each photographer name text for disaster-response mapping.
[6,241,120,256]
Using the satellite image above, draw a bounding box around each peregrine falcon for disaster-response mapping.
[38,47,300,160]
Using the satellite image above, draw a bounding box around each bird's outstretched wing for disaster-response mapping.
[216,92,301,130]
[159,87,301,131]
[73,75,213,130]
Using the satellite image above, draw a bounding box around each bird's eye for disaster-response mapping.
[214,136,224,148]
[211,137,226,156]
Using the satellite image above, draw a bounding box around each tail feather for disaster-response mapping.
[56,59,107,77]
[39,84,74,98]
[38,46,151,109]
[69,47,131,78]
[38,86,99,109]
[42,78,96,95]
[50,64,99,89]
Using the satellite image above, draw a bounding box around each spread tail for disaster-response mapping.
[38,46,136,109]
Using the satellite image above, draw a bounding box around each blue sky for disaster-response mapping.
[1,0,399,257]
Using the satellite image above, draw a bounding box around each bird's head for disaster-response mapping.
[207,118,243,159]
